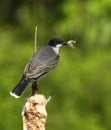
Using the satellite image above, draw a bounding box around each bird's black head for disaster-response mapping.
[48,38,66,47]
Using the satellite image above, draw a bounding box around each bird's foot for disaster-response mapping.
[31,81,38,95]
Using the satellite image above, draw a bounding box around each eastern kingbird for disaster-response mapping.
[10,38,67,98]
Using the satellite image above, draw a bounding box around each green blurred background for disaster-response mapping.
[0,0,111,130]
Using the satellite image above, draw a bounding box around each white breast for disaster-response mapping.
[51,44,62,54]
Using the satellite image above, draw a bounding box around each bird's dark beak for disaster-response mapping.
[62,42,67,45]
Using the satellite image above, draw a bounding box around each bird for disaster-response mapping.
[10,38,67,98]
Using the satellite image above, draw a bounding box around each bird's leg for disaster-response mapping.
[31,81,38,95]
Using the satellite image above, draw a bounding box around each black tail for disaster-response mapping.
[10,77,31,98]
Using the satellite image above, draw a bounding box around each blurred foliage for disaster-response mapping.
[0,0,111,130]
